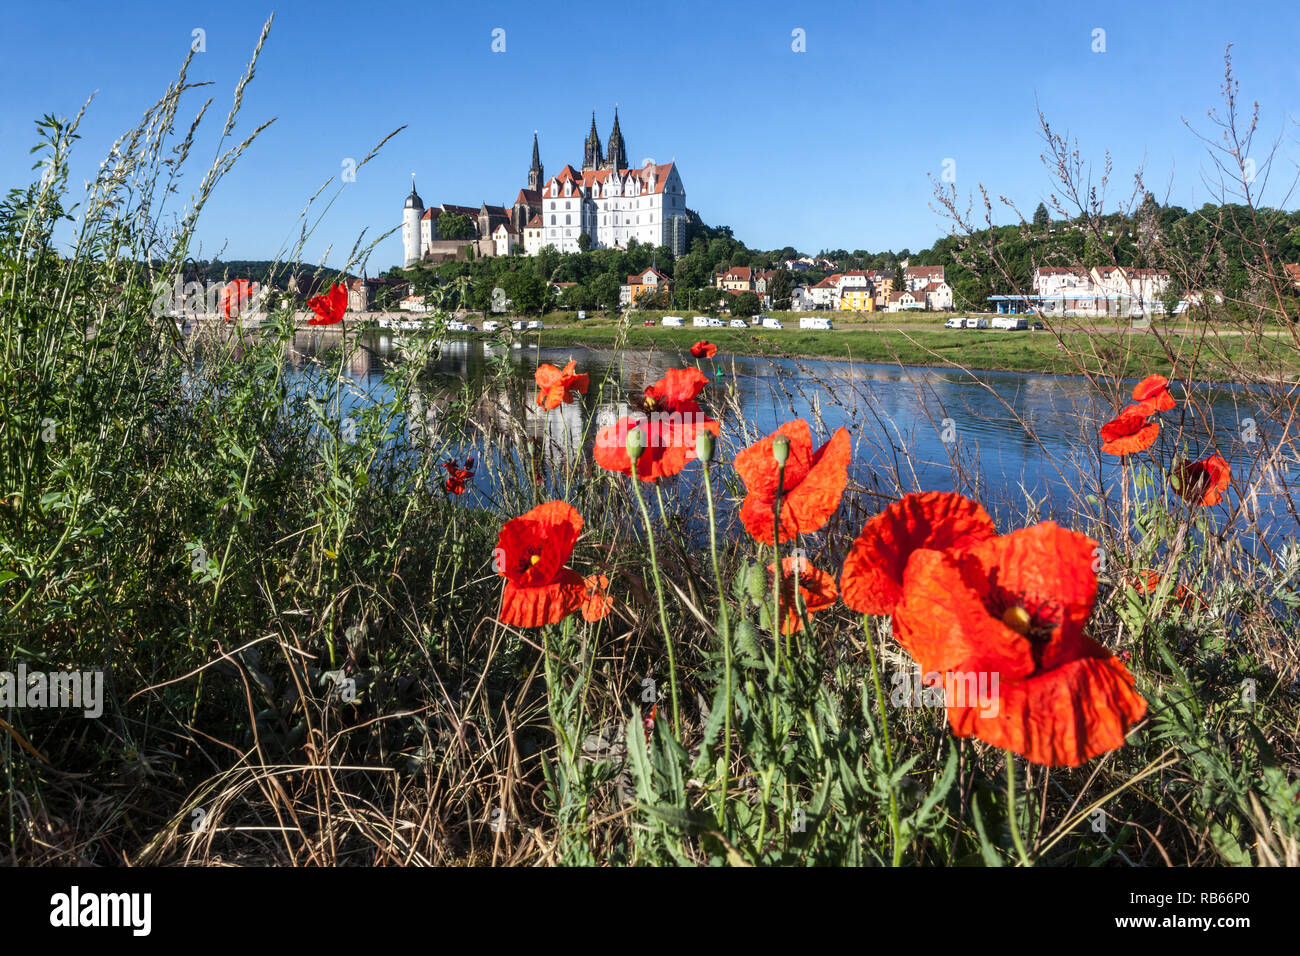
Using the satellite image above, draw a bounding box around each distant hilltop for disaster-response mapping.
[403,109,688,266]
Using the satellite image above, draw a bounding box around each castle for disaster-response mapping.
[402,111,687,266]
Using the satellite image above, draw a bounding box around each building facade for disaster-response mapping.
[403,114,687,265]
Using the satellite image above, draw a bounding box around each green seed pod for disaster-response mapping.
[626,426,646,460]
[733,618,762,659]
[771,434,790,466]
[731,566,750,603]
[695,429,715,464]
[745,561,767,603]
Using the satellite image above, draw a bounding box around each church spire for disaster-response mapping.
[604,107,627,172]
[528,131,544,191]
[583,111,603,172]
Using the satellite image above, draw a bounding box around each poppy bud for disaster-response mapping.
[696,429,715,463]
[745,562,766,603]
[733,618,762,659]
[771,434,790,466]
[626,426,646,461]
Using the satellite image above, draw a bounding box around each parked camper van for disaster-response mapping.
[729,318,748,329]
[693,316,723,327]
[800,316,833,330]
[943,317,965,329]
[761,317,784,330]
[482,320,502,332]
[964,317,990,330]
[992,316,1028,330]
[662,316,685,327]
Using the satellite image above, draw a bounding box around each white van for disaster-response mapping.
[729,318,748,329]
[943,317,964,329]
[800,316,833,330]
[482,320,502,332]
[761,317,784,330]
[527,320,543,330]
[992,316,1028,330]
[577,310,587,320]
[964,317,989,330]
[511,320,526,331]
[662,316,685,327]
[692,316,711,327]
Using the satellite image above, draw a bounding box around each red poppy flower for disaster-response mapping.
[1127,568,1200,610]
[221,279,256,322]
[1171,454,1231,506]
[733,420,850,544]
[306,282,348,325]
[581,573,613,622]
[535,360,589,410]
[495,501,586,628]
[841,491,997,616]
[1100,404,1159,455]
[643,702,657,744]
[1132,374,1176,412]
[594,367,720,482]
[768,556,838,634]
[443,457,474,495]
[894,522,1147,767]
[690,341,718,359]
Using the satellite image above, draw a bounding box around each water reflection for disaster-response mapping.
[282,330,1299,553]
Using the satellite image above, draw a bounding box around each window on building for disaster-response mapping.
[550,215,556,225]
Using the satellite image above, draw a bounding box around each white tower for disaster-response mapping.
[402,177,423,267]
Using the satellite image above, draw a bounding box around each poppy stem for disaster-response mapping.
[771,462,786,673]
[701,458,732,822]
[1005,751,1033,866]
[863,614,902,865]
[628,473,680,737]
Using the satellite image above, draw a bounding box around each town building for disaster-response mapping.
[620,267,672,306]
[403,116,685,264]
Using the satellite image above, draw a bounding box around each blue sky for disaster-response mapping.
[2,0,1297,271]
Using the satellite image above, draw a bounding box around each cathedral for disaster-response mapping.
[403,111,686,266]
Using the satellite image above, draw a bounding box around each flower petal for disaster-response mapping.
[500,568,586,628]
[840,491,997,615]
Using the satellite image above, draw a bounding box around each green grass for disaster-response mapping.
[533,322,1300,380]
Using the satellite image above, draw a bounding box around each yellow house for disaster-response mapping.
[839,287,875,312]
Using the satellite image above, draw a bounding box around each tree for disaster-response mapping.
[577,232,592,253]
[501,269,547,315]
[559,283,595,311]
[590,273,621,311]
[1033,202,1050,229]
[437,212,476,240]
[892,262,905,292]
[767,268,793,310]
[731,291,760,317]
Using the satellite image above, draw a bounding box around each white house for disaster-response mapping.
[523,215,546,256]
[886,289,925,312]
[492,222,518,257]
[904,265,945,292]
[790,284,815,310]
[924,280,953,311]
[808,274,840,309]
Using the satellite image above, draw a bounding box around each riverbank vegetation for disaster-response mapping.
[2,28,1298,867]
[527,322,1300,380]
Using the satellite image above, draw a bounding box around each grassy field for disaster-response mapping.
[529,319,1300,380]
